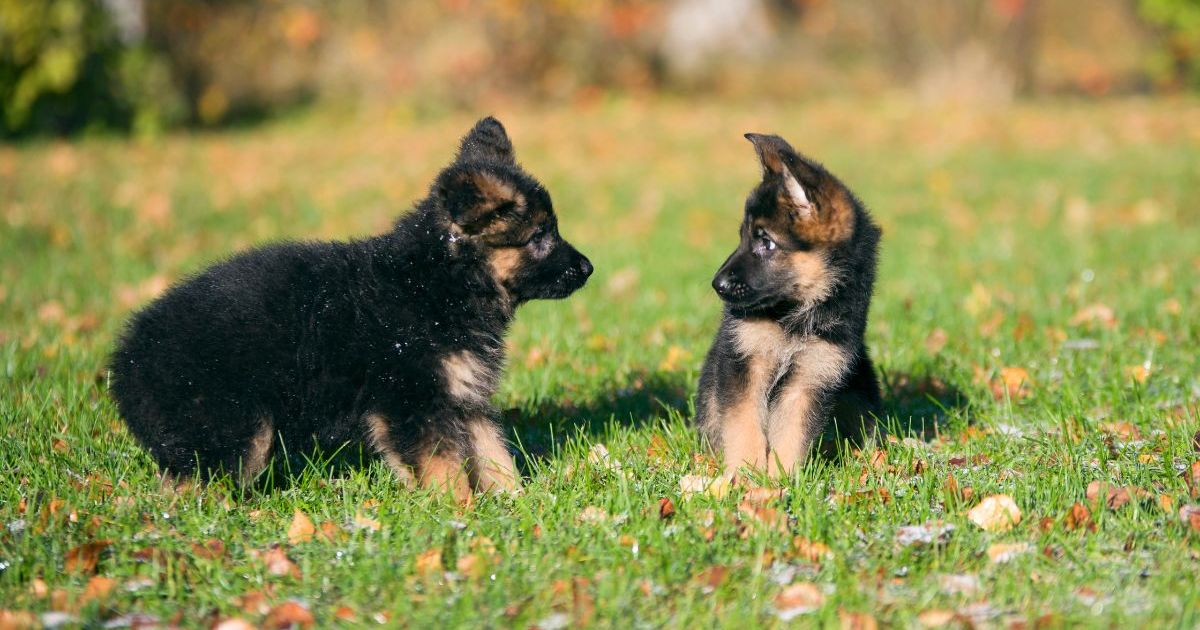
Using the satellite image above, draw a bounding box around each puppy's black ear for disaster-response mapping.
[440,168,523,235]
[745,133,855,242]
[457,117,515,164]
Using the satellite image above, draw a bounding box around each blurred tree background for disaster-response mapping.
[1,0,1197,138]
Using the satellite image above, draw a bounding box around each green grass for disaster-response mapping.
[2,97,1199,627]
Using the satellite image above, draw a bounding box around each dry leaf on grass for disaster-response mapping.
[657,497,675,520]
[352,512,381,532]
[986,542,1031,563]
[839,610,878,630]
[287,509,315,544]
[693,566,728,594]
[80,576,116,604]
[916,609,958,627]
[252,546,301,579]
[1065,502,1096,532]
[64,540,111,574]
[263,601,315,629]
[1086,480,1150,509]
[415,549,442,576]
[792,537,833,563]
[213,619,257,630]
[0,610,39,630]
[773,582,824,620]
[679,474,730,498]
[1180,505,1200,532]
[924,328,948,354]
[1070,303,1117,328]
[967,495,1021,532]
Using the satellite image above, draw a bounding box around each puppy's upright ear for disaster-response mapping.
[457,117,515,165]
[744,133,854,243]
[439,167,524,236]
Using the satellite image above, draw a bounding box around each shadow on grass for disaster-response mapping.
[502,370,692,461]
[879,369,969,440]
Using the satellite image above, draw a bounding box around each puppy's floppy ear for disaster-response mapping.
[439,168,523,235]
[744,133,854,242]
[457,116,515,164]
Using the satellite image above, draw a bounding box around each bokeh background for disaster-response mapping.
[3,0,1200,136]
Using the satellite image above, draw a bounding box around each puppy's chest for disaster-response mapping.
[439,348,503,406]
[731,319,848,394]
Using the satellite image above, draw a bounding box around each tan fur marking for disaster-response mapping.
[766,339,850,477]
[365,414,416,485]
[733,319,804,362]
[787,250,835,307]
[792,187,854,243]
[418,449,471,504]
[719,353,771,477]
[242,419,275,482]
[467,419,519,492]
[442,351,493,404]
[487,247,523,284]
[472,171,524,207]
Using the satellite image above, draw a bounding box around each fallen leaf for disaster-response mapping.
[679,474,730,498]
[191,539,226,560]
[80,576,116,604]
[263,601,314,629]
[967,495,1021,532]
[1065,502,1095,532]
[572,577,594,627]
[1099,422,1141,443]
[938,573,981,596]
[986,542,1030,563]
[1180,505,1200,532]
[287,509,315,544]
[64,540,111,574]
[992,367,1032,400]
[737,501,787,535]
[352,512,381,532]
[895,521,955,547]
[214,619,257,630]
[792,537,833,563]
[415,549,442,576]
[916,609,958,627]
[693,566,728,594]
[254,546,301,579]
[773,582,824,620]
[1070,303,1117,329]
[333,606,357,622]
[657,497,675,520]
[839,609,877,630]
[0,610,38,630]
[235,590,272,616]
[924,328,949,354]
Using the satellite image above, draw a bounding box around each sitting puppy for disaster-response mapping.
[110,117,593,499]
[695,133,882,478]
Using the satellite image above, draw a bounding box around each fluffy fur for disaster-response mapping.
[109,117,592,498]
[695,133,882,478]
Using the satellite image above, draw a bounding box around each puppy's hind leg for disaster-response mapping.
[364,413,416,486]
[466,417,519,493]
[237,417,277,484]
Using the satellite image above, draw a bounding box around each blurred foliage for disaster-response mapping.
[0,0,182,137]
[1,0,1197,137]
[1139,0,1200,88]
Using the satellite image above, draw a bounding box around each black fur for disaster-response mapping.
[109,117,592,488]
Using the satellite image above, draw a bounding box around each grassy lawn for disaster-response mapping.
[2,97,1199,628]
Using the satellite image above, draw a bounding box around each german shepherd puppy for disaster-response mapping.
[109,117,593,499]
[695,133,882,479]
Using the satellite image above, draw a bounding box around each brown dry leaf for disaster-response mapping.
[916,609,958,627]
[839,609,878,630]
[333,606,357,622]
[986,542,1031,564]
[1070,303,1117,329]
[658,497,675,520]
[287,509,316,544]
[572,577,594,627]
[693,566,728,594]
[64,540,111,574]
[924,328,949,354]
[191,539,226,560]
[1065,502,1095,532]
[1086,480,1149,510]
[28,579,48,599]
[992,367,1032,400]
[1124,364,1151,383]
[263,601,315,629]
[967,495,1021,532]
[455,553,485,579]
[255,546,301,579]
[1185,461,1200,499]
[352,512,381,532]
[415,549,442,576]
[792,537,833,563]
[773,582,824,620]
[235,590,272,616]
[80,576,117,604]
[1180,505,1200,532]
[646,435,670,462]
[1098,422,1141,443]
[317,521,343,542]
[0,610,39,630]
[679,474,730,498]
[737,502,787,535]
[361,499,380,509]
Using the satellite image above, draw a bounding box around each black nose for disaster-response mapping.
[578,257,593,278]
[713,274,733,298]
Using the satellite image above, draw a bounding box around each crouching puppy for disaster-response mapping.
[695,133,882,479]
[109,117,593,500]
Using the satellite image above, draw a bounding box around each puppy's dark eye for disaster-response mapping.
[754,227,776,251]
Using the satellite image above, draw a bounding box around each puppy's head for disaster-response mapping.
[433,117,592,303]
[711,133,861,315]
